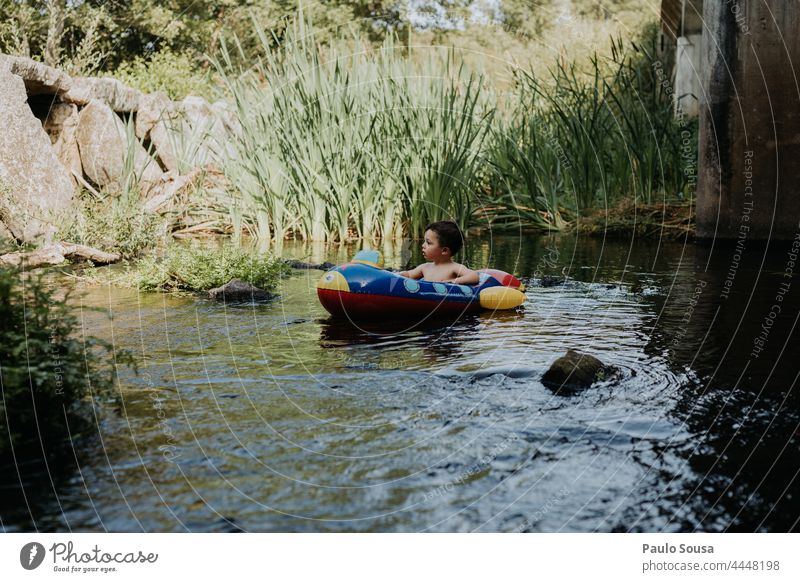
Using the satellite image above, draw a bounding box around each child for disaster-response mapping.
[398,221,480,285]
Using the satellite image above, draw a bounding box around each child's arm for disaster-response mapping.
[398,265,425,279]
[446,265,480,285]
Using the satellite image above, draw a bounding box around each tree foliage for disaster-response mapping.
[0,1,652,74]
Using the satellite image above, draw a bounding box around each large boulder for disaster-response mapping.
[135,91,171,140]
[0,63,74,241]
[75,100,162,193]
[0,54,72,95]
[63,77,141,112]
[148,95,234,173]
[43,103,82,187]
[541,349,613,392]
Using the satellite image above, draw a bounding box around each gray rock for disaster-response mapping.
[149,95,234,173]
[208,278,275,302]
[541,349,611,392]
[143,169,198,213]
[285,259,336,270]
[63,77,142,112]
[135,91,171,140]
[42,103,82,187]
[75,100,162,193]
[211,100,241,136]
[0,63,74,241]
[0,54,72,95]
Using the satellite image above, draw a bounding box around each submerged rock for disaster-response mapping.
[285,259,336,270]
[538,276,568,287]
[541,349,612,392]
[208,279,275,303]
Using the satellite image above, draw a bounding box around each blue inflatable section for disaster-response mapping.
[332,262,500,305]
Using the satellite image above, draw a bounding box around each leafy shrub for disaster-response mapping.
[125,244,291,292]
[60,188,164,260]
[114,50,217,100]
[0,270,120,459]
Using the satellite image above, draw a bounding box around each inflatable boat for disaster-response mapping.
[317,250,526,319]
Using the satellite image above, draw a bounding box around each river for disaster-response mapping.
[2,233,798,532]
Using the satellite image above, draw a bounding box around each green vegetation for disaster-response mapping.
[0,269,121,459]
[90,244,291,292]
[59,118,167,259]
[0,1,656,93]
[212,15,691,240]
[2,1,687,248]
[217,21,492,243]
[61,188,164,260]
[114,50,217,101]
[487,24,693,230]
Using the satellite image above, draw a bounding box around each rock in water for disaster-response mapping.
[208,279,275,303]
[75,100,161,193]
[541,349,610,391]
[284,259,336,270]
[0,63,74,241]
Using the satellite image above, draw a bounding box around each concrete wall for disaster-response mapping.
[697,1,800,240]
[675,33,702,117]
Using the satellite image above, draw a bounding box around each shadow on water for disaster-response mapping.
[1,234,798,532]
[640,241,800,532]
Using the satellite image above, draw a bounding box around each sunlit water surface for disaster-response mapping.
[3,234,798,532]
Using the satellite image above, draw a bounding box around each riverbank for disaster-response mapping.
[0,12,695,254]
[573,199,695,240]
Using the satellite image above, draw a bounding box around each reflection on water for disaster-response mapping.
[1,234,798,532]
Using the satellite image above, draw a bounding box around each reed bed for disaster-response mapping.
[200,17,695,242]
[485,24,693,231]
[214,17,493,243]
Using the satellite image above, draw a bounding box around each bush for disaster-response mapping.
[125,244,291,292]
[0,270,120,460]
[114,50,217,101]
[60,188,165,260]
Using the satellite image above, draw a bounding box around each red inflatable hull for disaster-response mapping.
[318,288,482,319]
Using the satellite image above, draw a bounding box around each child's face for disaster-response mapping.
[422,229,450,261]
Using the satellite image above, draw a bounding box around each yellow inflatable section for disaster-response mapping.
[479,286,526,310]
[317,271,350,292]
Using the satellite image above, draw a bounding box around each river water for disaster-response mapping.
[2,233,799,532]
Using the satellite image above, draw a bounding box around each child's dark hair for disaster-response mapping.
[425,221,465,255]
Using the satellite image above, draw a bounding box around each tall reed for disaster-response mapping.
[487,23,693,226]
[213,15,492,243]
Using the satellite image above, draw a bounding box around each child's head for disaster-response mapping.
[423,221,464,262]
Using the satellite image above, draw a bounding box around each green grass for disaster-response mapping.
[60,188,165,259]
[213,16,493,243]
[483,23,694,229]
[86,244,291,293]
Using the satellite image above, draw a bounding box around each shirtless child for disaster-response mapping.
[398,221,480,285]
